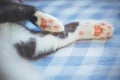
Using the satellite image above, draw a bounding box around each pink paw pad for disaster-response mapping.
[79,31,84,35]
[101,22,106,26]
[107,26,112,29]
[41,18,47,29]
[49,19,54,23]
[107,26,112,36]
[94,25,103,36]
[107,32,111,36]
[54,26,59,30]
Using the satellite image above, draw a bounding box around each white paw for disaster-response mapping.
[34,11,64,32]
[75,20,114,40]
[92,21,114,39]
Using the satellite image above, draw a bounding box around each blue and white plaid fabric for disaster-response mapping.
[25,0,120,80]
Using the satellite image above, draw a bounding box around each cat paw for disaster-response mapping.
[34,11,64,32]
[76,20,114,40]
[92,21,114,39]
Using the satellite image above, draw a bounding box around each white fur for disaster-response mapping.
[0,20,114,80]
[34,11,64,32]
[0,23,45,80]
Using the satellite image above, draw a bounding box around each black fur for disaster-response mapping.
[14,37,56,60]
[14,38,36,60]
[0,0,37,24]
[0,0,22,4]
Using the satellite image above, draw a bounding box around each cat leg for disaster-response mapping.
[28,20,114,59]
[12,20,114,60]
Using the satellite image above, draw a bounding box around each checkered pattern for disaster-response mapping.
[25,0,120,80]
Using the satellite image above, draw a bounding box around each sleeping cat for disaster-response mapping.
[0,0,114,80]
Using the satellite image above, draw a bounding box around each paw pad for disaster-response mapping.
[79,31,84,35]
[41,18,47,29]
[107,26,112,29]
[54,26,59,30]
[49,19,54,23]
[101,22,106,26]
[107,32,111,36]
[94,25,103,36]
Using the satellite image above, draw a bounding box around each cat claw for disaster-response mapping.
[34,11,64,33]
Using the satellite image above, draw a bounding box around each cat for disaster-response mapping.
[0,0,114,80]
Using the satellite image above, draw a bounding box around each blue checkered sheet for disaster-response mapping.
[25,0,120,80]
